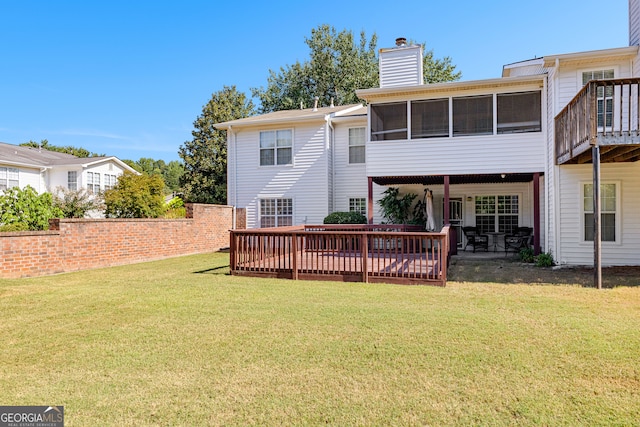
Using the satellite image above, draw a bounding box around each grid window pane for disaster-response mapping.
[476,195,519,233]
[260,198,293,228]
[371,103,407,141]
[453,95,493,136]
[260,130,292,166]
[349,198,366,215]
[68,171,78,190]
[411,99,449,138]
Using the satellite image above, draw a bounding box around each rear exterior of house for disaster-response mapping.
[222,0,640,267]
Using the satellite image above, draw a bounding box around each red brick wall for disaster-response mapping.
[0,204,238,278]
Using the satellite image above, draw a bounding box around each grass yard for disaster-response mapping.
[1,252,639,426]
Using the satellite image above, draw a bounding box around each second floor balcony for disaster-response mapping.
[555,78,640,164]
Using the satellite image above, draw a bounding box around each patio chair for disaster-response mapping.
[504,227,533,255]
[462,226,489,252]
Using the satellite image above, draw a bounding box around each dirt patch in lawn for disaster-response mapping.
[448,257,640,288]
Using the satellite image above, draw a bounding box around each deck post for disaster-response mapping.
[361,234,369,283]
[229,231,236,273]
[533,172,541,255]
[292,232,298,280]
[592,145,602,289]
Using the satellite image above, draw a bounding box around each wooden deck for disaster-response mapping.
[230,225,450,286]
[555,78,640,164]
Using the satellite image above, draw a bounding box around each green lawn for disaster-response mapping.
[1,253,639,426]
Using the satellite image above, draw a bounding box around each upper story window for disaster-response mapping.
[0,167,19,191]
[260,130,292,166]
[371,103,407,141]
[348,127,366,163]
[411,99,449,138]
[67,171,78,191]
[86,172,101,193]
[453,95,493,136]
[104,174,117,190]
[582,69,614,128]
[497,91,541,134]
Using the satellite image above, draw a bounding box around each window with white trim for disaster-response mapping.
[86,172,101,193]
[67,171,78,190]
[104,174,117,190]
[583,183,617,242]
[260,130,292,166]
[348,128,365,164]
[260,198,293,228]
[349,198,366,215]
[475,195,519,234]
[582,69,614,128]
[0,167,19,191]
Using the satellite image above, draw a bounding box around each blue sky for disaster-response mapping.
[0,0,629,162]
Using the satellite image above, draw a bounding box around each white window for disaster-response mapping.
[583,183,617,242]
[0,167,19,191]
[260,130,292,166]
[348,128,365,164]
[370,102,407,141]
[349,198,366,215]
[582,69,614,128]
[67,171,78,191]
[260,198,293,228]
[104,174,117,190]
[86,172,101,193]
[475,195,519,234]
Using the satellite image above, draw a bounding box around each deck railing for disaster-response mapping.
[229,224,450,286]
[555,78,640,164]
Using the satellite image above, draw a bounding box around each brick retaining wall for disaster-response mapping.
[0,204,244,278]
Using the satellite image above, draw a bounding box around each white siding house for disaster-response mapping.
[0,141,137,195]
[221,0,640,267]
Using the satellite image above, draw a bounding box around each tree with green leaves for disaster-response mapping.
[20,139,105,157]
[103,171,166,218]
[252,25,461,113]
[179,85,254,204]
[0,186,63,231]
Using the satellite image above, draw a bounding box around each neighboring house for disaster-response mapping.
[217,0,640,267]
[0,141,138,195]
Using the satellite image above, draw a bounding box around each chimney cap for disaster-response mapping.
[395,37,407,47]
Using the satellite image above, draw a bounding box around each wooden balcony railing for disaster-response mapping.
[229,224,450,286]
[555,78,640,164]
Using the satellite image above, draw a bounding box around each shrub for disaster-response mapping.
[519,247,535,263]
[163,196,186,219]
[535,252,555,267]
[323,211,367,224]
[104,172,166,218]
[52,187,103,218]
[0,186,63,230]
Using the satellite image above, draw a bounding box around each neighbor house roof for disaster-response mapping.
[213,104,366,129]
[0,141,138,173]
